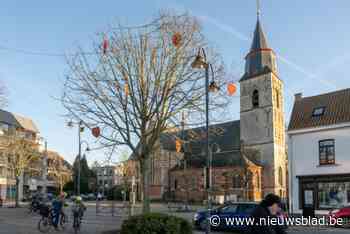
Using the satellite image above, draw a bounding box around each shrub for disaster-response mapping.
[107,185,129,201]
[120,213,192,234]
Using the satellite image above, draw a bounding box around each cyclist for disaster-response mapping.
[71,196,86,220]
[51,193,65,230]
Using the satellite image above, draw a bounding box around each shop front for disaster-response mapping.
[298,174,350,211]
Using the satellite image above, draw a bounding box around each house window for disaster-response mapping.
[252,90,259,108]
[319,139,335,165]
[312,107,325,117]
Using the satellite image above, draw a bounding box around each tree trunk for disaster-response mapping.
[141,156,151,213]
[15,176,19,208]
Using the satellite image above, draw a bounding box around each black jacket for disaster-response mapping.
[247,201,287,234]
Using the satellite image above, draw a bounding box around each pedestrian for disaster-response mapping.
[51,193,65,230]
[97,192,102,201]
[248,193,286,234]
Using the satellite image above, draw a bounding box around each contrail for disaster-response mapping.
[197,14,337,90]
[198,15,250,42]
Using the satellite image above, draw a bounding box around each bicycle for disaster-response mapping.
[72,210,82,234]
[28,200,42,214]
[60,211,67,228]
[38,205,53,233]
[37,205,67,233]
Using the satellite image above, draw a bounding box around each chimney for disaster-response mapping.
[294,93,302,101]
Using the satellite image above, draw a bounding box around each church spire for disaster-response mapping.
[240,1,277,81]
[250,18,269,52]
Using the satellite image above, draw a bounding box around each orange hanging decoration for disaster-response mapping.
[102,37,109,54]
[227,83,237,96]
[172,32,182,48]
[175,138,182,153]
[91,127,101,138]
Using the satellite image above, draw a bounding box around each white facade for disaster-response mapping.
[288,123,350,214]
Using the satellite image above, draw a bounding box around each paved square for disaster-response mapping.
[0,204,349,234]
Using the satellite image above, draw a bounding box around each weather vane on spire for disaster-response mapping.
[257,0,261,18]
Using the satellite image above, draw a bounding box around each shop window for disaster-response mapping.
[318,182,350,209]
[252,90,259,108]
[319,139,335,165]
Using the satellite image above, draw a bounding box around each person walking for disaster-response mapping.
[248,194,287,234]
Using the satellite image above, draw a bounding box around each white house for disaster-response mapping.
[288,89,350,214]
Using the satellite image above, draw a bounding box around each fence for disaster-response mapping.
[96,200,140,217]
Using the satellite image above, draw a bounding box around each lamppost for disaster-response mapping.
[191,48,219,234]
[67,120,90,195]
[39,137,48,199]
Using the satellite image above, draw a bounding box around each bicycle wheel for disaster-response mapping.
[38,217,51,233]
[73,216,80,234]
[28,206,33,214]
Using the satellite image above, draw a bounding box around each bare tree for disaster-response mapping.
[2,134,40,207]
[48,153,71,193]
[61,12,228,213]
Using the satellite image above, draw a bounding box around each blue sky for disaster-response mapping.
[1,0,349,164]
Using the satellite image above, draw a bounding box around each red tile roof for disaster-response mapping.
[288,88,350,131]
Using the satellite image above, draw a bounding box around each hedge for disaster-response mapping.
[120,212,192,234]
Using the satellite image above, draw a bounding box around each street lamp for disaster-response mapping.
[39,137,48,199]
[67,120,89,195]
[191,48,219,234]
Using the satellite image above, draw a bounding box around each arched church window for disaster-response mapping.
[232,175,242,188]
[276,89,280,109]
[247,171,253,187]
[252,90,259,108]
[278,167,283,186]
[256,172,260,189]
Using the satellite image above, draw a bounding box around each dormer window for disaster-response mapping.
[312,107,325,117]
[252,90,259,108]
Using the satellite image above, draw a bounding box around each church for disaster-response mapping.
[137,12,288,203]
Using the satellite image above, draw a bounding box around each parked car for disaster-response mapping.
[87,193,96,201]
[81,194,89,201]
[193,202,258,231]
[329,206,350,227]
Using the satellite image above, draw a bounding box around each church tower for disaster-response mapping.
[239,10,287,198]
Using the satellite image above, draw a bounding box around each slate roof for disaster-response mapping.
[240,18,276,82]
[161,120,241,153]
[160,120,262,168]
[0,109,39,133]
[288,88,350,131]
[250,19,269,51]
